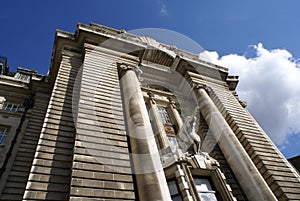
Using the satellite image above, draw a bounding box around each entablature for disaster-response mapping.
[51,23,235,89]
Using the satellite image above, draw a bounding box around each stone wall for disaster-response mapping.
[0,90,50,200]
[22,49,81,200]
[69,45,136,200]
[189,71,300,201]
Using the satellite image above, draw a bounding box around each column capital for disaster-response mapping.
[191,83,211,94]
[167,96,177,109]
[147,91,156,104]
[117,62,143,81]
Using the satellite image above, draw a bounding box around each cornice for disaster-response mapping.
[50,22,233,86]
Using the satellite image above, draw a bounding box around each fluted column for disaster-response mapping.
[118,63,171,201]
[147,92,170,150]
[194,86,277,201]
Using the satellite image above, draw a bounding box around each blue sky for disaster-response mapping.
[1,1,299,158]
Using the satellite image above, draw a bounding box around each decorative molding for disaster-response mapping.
[147,91,156,104]
[191,82,212,94]
[136,36,177,58]
[117,62,143,81]
[84,43,139,62]
[167,96,177,109]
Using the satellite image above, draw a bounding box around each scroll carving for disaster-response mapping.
[117,62,143,81]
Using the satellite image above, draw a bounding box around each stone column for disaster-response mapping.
[147,92,170,150]
[118,63,171,201]
[167,97,183,130]
[194,86,277,201]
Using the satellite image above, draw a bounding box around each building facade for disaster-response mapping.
[289,156,300,173]
[0,23,299,201]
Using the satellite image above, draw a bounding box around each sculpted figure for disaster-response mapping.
[186,116,201,154]
[177,108,201,154]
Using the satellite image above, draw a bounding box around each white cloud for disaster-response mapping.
[159,3,168,15]
[199,43,300,145]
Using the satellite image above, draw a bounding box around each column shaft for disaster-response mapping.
[195,88,277,201]
[120,68,171,201]
[168,101,183,130]
[148,98,170,149]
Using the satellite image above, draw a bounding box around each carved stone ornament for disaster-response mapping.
[177,107,202,155]
[167,97,177,109]
[117,62,143,81]
[186,153,219,170]
[191,83,211,94]
[187,115,201,154]
[147,91,156,104]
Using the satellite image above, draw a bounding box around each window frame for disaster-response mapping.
[14,72,30,82]
[157,106,173,124]
[193,176,219,201]
[144,88,181,152]
[190,168,236,201]
[167,178,183,201]
[0,127,8,145]
[1,101,19,112]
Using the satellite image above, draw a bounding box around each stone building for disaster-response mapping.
[0,23,299,201]
[289,155,300,173]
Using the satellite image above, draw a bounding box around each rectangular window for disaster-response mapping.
[14,72,30,81]
[157,106,178,151]
[158,106,172,124]
[0,127,8,145]
[168,137,179,153]
[1,102,19,112]
[194,177,218,201]
[167,179,182,201]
